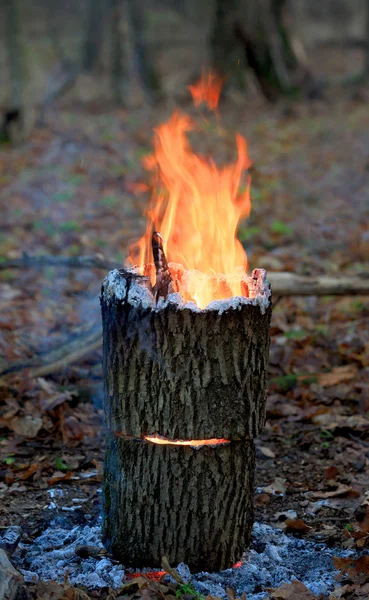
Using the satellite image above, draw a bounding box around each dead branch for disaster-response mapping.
[0,328,101,379]
[2,254,368,296]
[1,325,101,376]
[27,335,101,379]
[0,253,118,271]
[267,272,369,296]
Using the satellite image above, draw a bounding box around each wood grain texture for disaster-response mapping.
[103,435,255,572]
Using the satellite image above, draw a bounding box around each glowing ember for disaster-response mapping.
[232,561,242,568]
[126,571,166,581]
[188,69,223,111]
[145,435,229,447]
[127,72,252,309]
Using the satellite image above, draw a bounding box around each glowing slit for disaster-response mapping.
[144,435,229,447]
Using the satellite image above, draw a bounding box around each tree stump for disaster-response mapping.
[101,267,271,572]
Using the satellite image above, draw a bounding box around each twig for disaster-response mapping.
[1,331,101,379]
[1,325,101,376]
[152,232,174,300]
[28,335,101,378]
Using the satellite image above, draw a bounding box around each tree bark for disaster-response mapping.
[101,267,271,571]
[103,434,255,571]
[101,269,271,440]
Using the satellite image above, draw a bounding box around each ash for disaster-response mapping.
[13,519,353,597]
[14,520,125,589]
[102,267,271,315]
[192,522,354,599]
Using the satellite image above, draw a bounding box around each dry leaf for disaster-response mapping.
[262,477,286,495]
[255,493,271,506]
[334,555,369,578]
[324,466,338,480]
[284,519,311,533]
[258,446,276,458]
[9,414,43,438]
[311,484,360,500]
[318,364,358,387]
[267,580,318,599]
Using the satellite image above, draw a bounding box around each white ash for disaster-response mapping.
[13,523,125,589]
[13,520,354,597]
[192,522,355,600]
[103,269,127,301]
[102,267,271,314]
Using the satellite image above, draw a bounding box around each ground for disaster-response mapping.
[0,48,369,599]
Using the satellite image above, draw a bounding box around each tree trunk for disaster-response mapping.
[210,0,246,91]
[110,0,124,104]
[127,0,161,103]
[101,268,271,571]
[5,0,23,109]
[211,0,313,101]
[365,0,369,76]
[103,435,255,571]
[1,0,24,144]
[82,0,106,72]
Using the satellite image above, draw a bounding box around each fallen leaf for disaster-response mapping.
[258,446,276,458]
[267,579,318,599]
[262,477,286,495]
[311,484,360,500]
[324,466,338,479]
[318,365,358,387]
[334,555,369,579]
[9,414,43,438]
[17,463,39,481]
[48,471,73,485]
[35,579,91,599]
[255,493,270,505]
[284,519,311,534]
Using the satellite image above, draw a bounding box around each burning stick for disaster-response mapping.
[151,231,174,300]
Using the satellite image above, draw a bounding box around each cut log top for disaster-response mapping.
[101,266,271,440]
[102,266,271,315]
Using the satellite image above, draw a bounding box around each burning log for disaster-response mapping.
[101,267,271,572]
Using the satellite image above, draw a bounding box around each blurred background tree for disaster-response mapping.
[0,0,368,135]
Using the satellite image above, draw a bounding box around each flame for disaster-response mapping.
[188,69,223,111]
[145,435,229,447]
[127,74,252,309]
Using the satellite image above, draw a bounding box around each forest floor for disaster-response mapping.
[1,57,369,598]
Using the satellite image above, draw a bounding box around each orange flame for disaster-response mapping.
[188,70,223,111]
[127,75,252,309]
[145,435,229,447]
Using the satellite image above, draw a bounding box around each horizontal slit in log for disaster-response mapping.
[144,435,230,447]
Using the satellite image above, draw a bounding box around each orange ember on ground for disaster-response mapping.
[127,71,252,309]
[145,435,229,447]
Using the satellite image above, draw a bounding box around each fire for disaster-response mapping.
[127,73,252,309]
[188,69,223,111]
[145,435,229,447]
